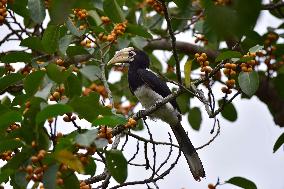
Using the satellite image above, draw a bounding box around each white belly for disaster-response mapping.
[134,85,180,125]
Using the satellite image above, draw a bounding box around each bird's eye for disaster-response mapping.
[128,51,136,62]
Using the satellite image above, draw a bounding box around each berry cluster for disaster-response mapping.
[99,21,128,43]
[20,65,32,75]
[49,86,66,101]
[125,118,137,129]
[194,35,208,45]
[213,0,231,5]
[145,0,164,14]
[0,150,13,161]
[83,83,108,98]
[25,150,48,182]
[63,112,77,122]
[6,123,20,133]
[80,39,93,48]
[222,63,237,94]
[98,125,113,144]
[80,181,91,189]
[195,52,212,74]
[101,16,111,25]
[240,53,257,72]
[4,64,15,73]
[0,0,7,25]
[114,102,135,115]
[73,8,88,20]
[44,0,51,8]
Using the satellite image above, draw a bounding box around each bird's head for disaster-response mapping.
[107,47,150,69]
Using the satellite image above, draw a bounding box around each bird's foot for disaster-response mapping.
[137,110,147,120]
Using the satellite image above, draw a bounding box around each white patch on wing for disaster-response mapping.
[134,85,180,125]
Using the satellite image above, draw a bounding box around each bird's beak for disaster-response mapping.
[107,47,135,66]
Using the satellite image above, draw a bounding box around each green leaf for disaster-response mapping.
[42,25,60,54]
[66,18,85,37]
[0,73,24,94]
[24,71,45,96]
[36,104,73,124]
[103,0,125,23]
[62,171,80,189]
[218,100,237,122]
[55,150,84,173]
[176,93,190,114]
[75,129,98,147]
[0,169,14,183]
[59,35,73,56]
[27,0,46,24]
[49,0,75,24]
[106,150,127,183]
[0,111,22,131]
[47,63,72,83]
[273,132,284,153]
[215,51,242,62]
[35,83,53,100]
[79,65,101,81]
[125,24,152,39]
[131,36,147,49]
[1,51,32,63]
[184,60,192,87]
[187,107,202,131]
[238,71,259,97]
[0,139,24,153]
[64,73,82,98]
[249,44,264,53]
[43,164,58,189]
[66,46,89,57]
[85,157,96,176]
[92,114,127,127]
[20,37,45,52]
[226,177,257,189]
[69,93,111,122]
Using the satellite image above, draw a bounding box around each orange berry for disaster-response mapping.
[208,183,215,189]
[194,53,200,58]
[26,165,33,174]
[224,63,231,69]
[31,156,38,163]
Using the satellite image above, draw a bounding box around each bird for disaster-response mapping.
[107,47,205,181]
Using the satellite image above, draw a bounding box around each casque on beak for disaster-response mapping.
[107,47,136,66]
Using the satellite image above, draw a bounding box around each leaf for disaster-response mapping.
[176,93,190,114]
[24,70,45,96]
[55,150,84,173]
[249,44,264,53]
[226,177,257,189]
[187,107,202,131]
[0,73,24,94]
[84,157,96,176]
[0,169,14,183]
[0,111,22,131]
[66,46,89,57]
[47,63,72,83]
[1,51,33,63]
[0,139,24,153]
[218,100,237,122]
[184,60,192,87]
[125,24,152,39]
[106,150,127,183]
[20,36,45,52]
[42,25,60,54]
[66,18,85,37]
[27,0,46,24]
[92,114,127,127]
[69,93,111,122]
[75,129,98,147]
[215,51,242,62]
[35,82,53,99]
[43,164,58,189]
[62,171,80,189]
[273,132,284,153]
[131,36,147,49]
[79,65,101,81]
[36,104,73,124]
[103,0,125,23]
[48,0,75,24]
[238,71,259,97]
[59,35,73,56]
[64,73,82,98]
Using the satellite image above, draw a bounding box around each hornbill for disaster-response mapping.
[108,47,205,181]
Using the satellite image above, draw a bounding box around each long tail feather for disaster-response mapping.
[170,122,205,181]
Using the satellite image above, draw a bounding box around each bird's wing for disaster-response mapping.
[137,69,181,112]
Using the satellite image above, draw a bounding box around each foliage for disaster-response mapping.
[0,0,284,188]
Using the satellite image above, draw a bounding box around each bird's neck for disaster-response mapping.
[128,65,144,92]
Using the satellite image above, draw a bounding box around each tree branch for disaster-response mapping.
[262,1,284,10]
